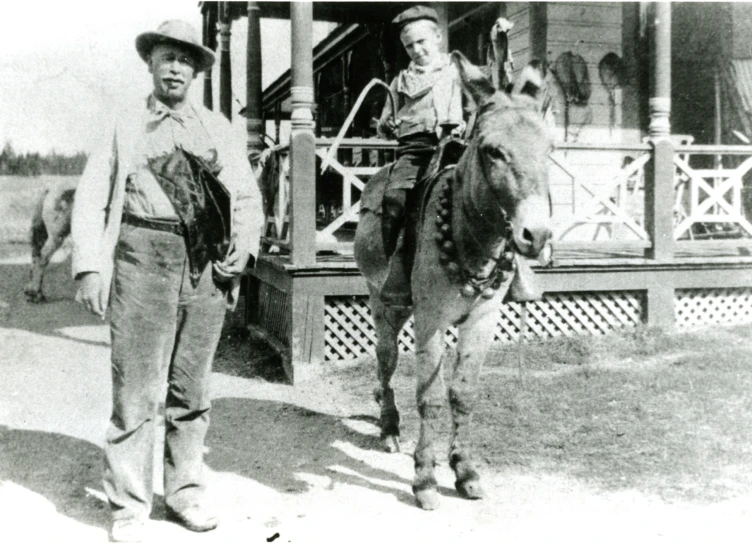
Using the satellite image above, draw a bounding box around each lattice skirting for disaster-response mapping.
[257,282,290,346]
[675,288,752,330]
[324,291,645,361]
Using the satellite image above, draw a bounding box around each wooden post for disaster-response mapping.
[202,5,216,110]
[289,2,316,267]
[529,2,548,64]
[246,1,264,161]
[219,2,232,121]
[287,2,318,377]
[648,2,671,140]
[646,2,674,262]
[430,3,449,52]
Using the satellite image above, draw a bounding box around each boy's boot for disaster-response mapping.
[381,230,413,307]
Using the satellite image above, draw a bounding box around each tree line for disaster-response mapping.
[0,142,88,176]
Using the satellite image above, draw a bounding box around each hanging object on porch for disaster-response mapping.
[552,50,591,141]
[486,17,515,92]
[598,52,626,134]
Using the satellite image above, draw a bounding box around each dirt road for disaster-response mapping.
[1,245,751,544]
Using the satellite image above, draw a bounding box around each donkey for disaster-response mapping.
[354,52,552,510]
[24,185,75,303]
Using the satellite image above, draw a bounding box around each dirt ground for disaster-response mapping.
[1,242,752,544]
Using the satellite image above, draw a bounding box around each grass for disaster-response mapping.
[328,324,752,504]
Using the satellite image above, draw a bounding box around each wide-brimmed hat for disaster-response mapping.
[136,20,215,72]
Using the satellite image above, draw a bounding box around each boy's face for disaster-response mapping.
[400,20,442,66]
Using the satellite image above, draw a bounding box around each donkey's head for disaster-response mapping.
[452,52,552,259]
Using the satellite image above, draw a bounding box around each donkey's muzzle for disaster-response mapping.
[514,225,552,258]
[512,195,553,258]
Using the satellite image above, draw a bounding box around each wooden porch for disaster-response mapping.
[200,2,752,381]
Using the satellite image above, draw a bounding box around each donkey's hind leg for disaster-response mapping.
[369,288,411,453]
[448,304,498,500]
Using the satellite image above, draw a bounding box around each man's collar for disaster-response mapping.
[147,94,196,121]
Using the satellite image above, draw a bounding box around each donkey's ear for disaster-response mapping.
[512,63,543,100]
[451,51,495,107]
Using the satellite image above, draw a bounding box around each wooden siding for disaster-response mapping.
[545,2,629,145]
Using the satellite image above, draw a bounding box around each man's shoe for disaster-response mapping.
[110,518,146,543]
[166,505,220,533]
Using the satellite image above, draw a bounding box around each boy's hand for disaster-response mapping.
[377,117,399,140]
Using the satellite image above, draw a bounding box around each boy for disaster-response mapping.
[377,6,465,306]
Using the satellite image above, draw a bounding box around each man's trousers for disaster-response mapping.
[104,223,226,520]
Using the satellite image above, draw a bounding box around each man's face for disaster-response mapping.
[400,20,442,66]
[149,43,197,105]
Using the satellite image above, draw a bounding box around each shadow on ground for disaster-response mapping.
[207,397,433,506]
[0,425,110,530]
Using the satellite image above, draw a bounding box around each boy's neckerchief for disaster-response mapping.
[397,53,450,99]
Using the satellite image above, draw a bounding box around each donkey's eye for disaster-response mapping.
[485,146,509,163]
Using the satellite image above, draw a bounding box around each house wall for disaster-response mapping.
[542,3,644,241]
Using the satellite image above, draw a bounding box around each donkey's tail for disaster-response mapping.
[30,189,49,259]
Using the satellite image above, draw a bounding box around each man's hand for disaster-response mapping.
[79,272,106,319]
[213,238,250,283]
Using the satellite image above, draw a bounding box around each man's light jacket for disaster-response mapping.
[71,96,263,309]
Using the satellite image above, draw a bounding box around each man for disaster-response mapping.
[376,6,464,306]
[71,20,263,542]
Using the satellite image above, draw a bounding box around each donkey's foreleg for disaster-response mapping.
[412,329,446,510]
[370,292,411,452]
[448,306,497,500]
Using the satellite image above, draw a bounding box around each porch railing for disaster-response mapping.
[257,138,752,261]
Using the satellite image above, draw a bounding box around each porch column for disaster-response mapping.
[202,5,216,110]
[246,1,264,161]
[645,3,675,273]
[430,3,449,52]
[219,2,233,120]
[289,2,316,267]
[649,2,671,139]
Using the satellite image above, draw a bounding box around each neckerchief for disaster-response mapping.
[146,95,196,130]
[397,54,451,99]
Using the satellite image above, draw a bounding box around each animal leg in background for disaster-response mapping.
[369,286,411,453]
[448,302,498,500]
[24,188,74,303]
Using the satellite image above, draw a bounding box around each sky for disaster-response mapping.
[0,0,333,154]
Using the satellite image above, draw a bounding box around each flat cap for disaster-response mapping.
[392,6,439,30]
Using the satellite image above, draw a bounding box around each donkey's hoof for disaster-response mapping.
[413,487,441,510]
[24,289,46,303]
[455,477,485,500]
[382,435,400,453]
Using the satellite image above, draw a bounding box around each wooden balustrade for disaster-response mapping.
[257,138,752,262]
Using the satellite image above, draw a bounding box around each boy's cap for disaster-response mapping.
[392,6,439,30]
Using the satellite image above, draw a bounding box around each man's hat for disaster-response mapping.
[136,20,215,72]
[392,6,439,31]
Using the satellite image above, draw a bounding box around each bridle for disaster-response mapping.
[433,107,551,300]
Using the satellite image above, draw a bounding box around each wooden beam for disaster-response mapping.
[529,2,548,64]
[202,5,217,110]
[219,1,232,120]
[289,1,317,268]
[649,2,671,139]
[246,1,264,160]
[430,3,449,53]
